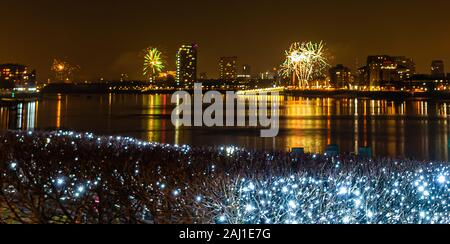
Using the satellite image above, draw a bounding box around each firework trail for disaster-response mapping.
[281,41,329,88]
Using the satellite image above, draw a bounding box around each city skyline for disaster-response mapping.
[1,0,450,80]
[1,0,450,227]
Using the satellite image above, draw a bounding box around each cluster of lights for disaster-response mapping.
[0,131,449,224]
[219,146,240,157]
[212,166,449,224]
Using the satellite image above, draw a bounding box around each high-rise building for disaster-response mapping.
[357,66,369,87]
[358,55,415,88]
[367,56,396,87]
[431,60,445,77]
[219,56,238,81]
[329,64,352,88]
[0,64,36,90]
[259,69,277,80]
[393,56,415,80]
[176,44,198,86]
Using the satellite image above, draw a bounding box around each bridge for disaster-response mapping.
[236,87,286,95]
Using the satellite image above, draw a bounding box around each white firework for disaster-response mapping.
[281,41,329,88]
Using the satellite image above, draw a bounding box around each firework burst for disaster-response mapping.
[280,41,329,88]
[51,58,79,82]
[143,47,164,80]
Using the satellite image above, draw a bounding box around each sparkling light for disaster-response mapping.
[288,200,297,209]
[280,41,329,88]
[172,189,181,197]
[438,175,446,184]
[245,204,255,213]
[9,162,17,170]
[207,165,450,224]
[195,196,203,202]
[218,216,226,223]
[56,178,65,186]
[338,186,348,195]
[1,131,449,224]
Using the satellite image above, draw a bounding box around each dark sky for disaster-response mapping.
[2,0,450,80]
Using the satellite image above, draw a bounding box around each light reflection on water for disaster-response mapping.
[1,94,449,161]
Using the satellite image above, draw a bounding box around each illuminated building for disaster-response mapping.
[407,73,448,91]
[0,64,36,91]
[219,57,238,81]
[329,64,352,88]
[431,60,445,77]
[393,56,415,80]
[158,71,176,79]
[358,55,415,89]
[259,69,277,80]
[357,67,369,87]
[237,65,252,79]
[176,44,198,86]
[368,56,396,87]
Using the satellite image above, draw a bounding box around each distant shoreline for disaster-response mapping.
[4,85,450,104]
[37,83,450,100]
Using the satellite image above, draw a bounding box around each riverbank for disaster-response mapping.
[39,83,450,100]
[0,130,448,224]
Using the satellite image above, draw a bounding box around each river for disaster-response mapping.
[1,93,449,161]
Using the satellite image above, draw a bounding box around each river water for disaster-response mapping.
[1,93,449,161]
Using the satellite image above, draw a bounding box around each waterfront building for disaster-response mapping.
[259,68,278,80]
[393,56,415,80]
[358,55,415,90]
[0,63,36,91]
[357,66,369,88]
[431,60,445,78]
[407,74,448,91]
[176,44,198,86]
[237,64,252,79]
[219,56,238,81]
[329,64,352,89]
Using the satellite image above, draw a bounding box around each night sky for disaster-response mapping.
[2,0,450,80]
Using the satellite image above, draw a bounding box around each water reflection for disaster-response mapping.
[0,101,38,130]
[0,94,449,161]
[283,98,449,159]
[56,94,61,129]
